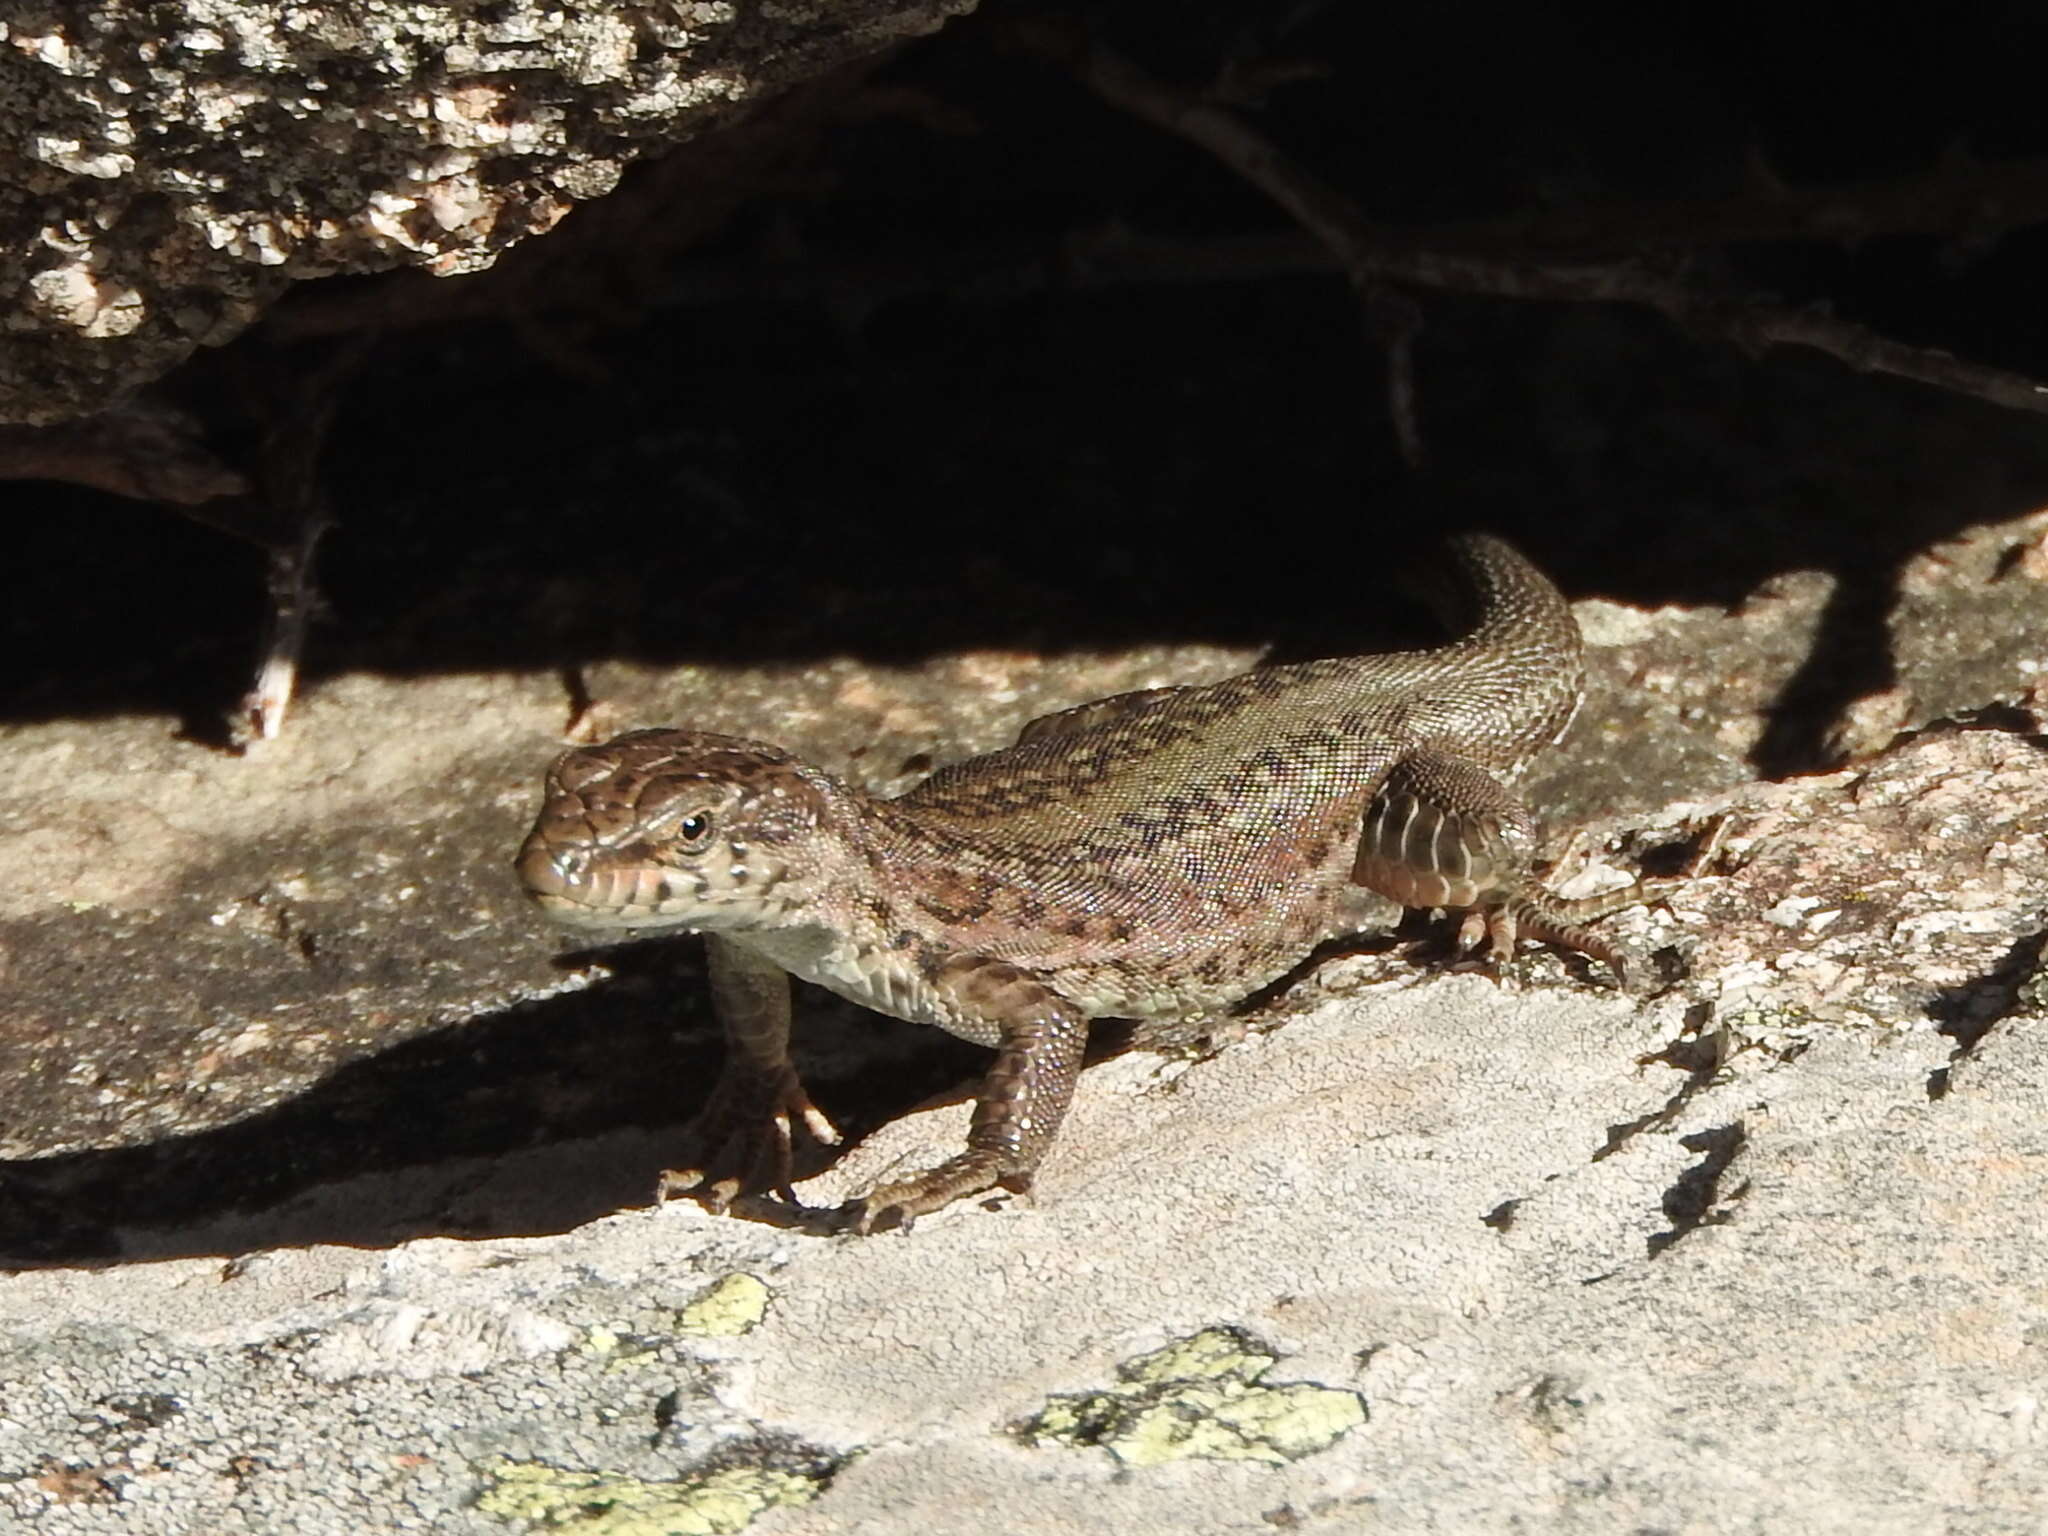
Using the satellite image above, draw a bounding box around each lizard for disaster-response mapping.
[515,533,1667,1232]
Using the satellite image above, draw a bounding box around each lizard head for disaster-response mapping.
[516,729,847,934]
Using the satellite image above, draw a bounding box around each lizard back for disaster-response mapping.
[818,533,1584,1002]
[884,533,1580,889]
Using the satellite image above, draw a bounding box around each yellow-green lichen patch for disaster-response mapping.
[575,1326,663,1373]
[676,1274,771,1338]
[1714,1001,1820,1064]
[478,1459,821,1534]
[1017,1327,1366,1468]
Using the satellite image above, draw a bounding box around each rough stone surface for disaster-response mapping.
[0,0,973,422]
[2,504,2047,1530]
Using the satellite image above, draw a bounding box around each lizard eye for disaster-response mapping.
[676,810,715,847]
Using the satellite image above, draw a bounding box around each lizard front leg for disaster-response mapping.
[658,934,841,1212]
[846,955,1088,1234]
[1354,747,1673,988]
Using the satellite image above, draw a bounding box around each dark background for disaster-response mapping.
[11,1,2048,777]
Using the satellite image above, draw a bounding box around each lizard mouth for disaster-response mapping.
[515,831,697,931]
[515,826,782,934]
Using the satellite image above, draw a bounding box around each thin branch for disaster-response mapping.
[267,155,2048,344]
[1020,21,2048,419]
[234,335,372,745]
[242,506,329,746]
[1362,286,1426,468]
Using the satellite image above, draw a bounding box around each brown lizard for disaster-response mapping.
[516,534,1663,1231]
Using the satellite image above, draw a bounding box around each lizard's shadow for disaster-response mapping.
[0,923,1517,1266]
[0,941,988,1268]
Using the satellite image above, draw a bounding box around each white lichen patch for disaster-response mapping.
[1016,1327,1367,1468]
[300,1302,576,1382]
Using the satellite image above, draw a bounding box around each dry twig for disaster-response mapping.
[1017,21,2048,420]
[233,336,374,745]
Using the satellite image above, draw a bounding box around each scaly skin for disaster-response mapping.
[516,534,1663,1231]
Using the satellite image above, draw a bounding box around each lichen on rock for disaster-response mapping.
[1016,1327,1368,1468]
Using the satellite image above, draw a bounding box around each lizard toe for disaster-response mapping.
[843,1150,1014,1234]
[658,1063,841,1214]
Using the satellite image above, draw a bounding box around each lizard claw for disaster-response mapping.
[657,1063,841,1214]
[1443,904,1523,987]
[837,1151,1015,1235]
[1445,898,1646,990]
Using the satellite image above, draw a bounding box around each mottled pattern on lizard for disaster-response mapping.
[516,534,1663,1231]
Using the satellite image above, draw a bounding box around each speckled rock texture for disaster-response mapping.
[0,0,972,422]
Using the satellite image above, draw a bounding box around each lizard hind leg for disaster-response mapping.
[1354,747,1539,916]
[1357,748,1662,990]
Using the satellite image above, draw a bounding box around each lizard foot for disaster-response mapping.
[1449,816,1728,990]
[658,1062,841,1214]
[838,1150,1019,1236]
[1456,886,1676,992]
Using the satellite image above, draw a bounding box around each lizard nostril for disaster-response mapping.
[514,832,580,898]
